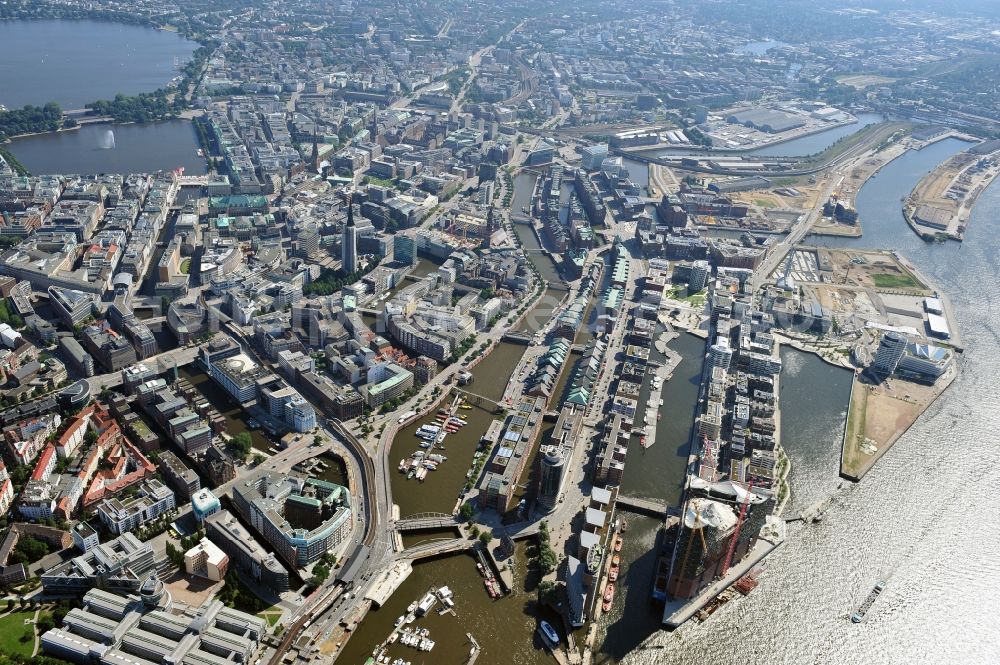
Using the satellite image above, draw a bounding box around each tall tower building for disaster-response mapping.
[341,195,358,275]
[537,446,567,513]
[871,331,907,378]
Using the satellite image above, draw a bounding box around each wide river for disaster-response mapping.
[0,19,196,110]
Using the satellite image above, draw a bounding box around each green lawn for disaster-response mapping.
[0,610,39,656]
[871,272,919,290]
[258,610,282,626]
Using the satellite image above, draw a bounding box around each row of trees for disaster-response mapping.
[87,91,179,123]
[536,520,557,574]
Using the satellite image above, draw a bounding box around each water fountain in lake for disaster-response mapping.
[99,129,116,150]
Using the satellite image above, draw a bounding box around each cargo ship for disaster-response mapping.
[851,580,887,623]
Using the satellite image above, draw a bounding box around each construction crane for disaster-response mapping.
[719,480,754,578]
[676,500,708,589]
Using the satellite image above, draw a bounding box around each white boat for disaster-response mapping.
[406,601,418,613]
[428,454,446,462]
[418,442,431,449]
[394,615,405,627]
[415,591,436,615]
[436,585,453,601]
[540,620,560,645]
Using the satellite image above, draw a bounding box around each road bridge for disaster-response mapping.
[398,537,471,560]
[394,513,459,532]
[502,331,534,345]
[615,495,670,518]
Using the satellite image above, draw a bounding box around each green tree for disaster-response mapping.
[10,536,49,564]
[478,532,494,546]
[230,432,253,458]
[459,502,475,520]
[36,613,55,634]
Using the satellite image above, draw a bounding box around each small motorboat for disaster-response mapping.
[614,536,623,553]
[539,620,560,645]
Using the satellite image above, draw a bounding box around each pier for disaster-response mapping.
[633,344,682,449]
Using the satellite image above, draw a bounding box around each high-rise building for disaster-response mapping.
[871,331,907,378]
[537,447,567,512]
[393,233,417,266]
[665,484,773,603]
[689,260,711,292]
[342,195,358,275]
[707,337,732,372]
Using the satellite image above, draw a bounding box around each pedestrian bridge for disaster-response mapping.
[394,513,459,532]
[454,388,503,410]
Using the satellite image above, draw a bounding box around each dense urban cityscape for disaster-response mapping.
[0,1,996,664]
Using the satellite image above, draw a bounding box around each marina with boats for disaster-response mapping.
[366,587,459,665]
[397,395,472,482]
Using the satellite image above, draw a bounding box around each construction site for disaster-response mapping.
[766,246,953,353]
[903,140,1000,240]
